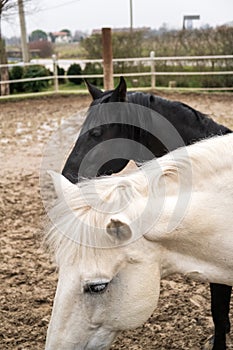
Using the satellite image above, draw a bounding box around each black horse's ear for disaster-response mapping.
[109,76,127,102]
[84,79,103,100]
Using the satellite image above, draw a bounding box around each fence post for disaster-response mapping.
[150,51,156,89]
[52,54,59,93]
[102,28,114,90]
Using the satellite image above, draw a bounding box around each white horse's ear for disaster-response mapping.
[106,218,132,243]
[48,170,74,198]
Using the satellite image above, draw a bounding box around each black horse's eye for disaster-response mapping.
[89,127,102,138]
[84,282,109,294]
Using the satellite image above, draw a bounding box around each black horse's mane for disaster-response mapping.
[91,90,231,136]
[128,91,207,124]
[92,89,208,121]
[128,91,231,136]
[127,91,152,108]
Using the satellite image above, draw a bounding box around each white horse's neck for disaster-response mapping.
[149,188,233,286]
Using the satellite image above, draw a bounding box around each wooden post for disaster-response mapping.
[52,54,58,93]
[102,28,114,90]
[150,51,156,89]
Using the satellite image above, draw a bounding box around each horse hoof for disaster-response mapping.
[202,336,214,350]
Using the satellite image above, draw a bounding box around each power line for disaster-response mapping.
[37,0,80,13]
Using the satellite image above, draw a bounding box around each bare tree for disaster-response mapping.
[0,1,18,95]
[0,0,30,95]
[0,2,9,95]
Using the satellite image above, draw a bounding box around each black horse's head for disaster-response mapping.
[62,77,131,183]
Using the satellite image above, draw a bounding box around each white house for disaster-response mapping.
[49,31,72,44]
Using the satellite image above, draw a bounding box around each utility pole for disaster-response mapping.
[18,0,29,62]
[130,0,133,33]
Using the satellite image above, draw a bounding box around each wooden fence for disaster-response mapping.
[0,53,233,98]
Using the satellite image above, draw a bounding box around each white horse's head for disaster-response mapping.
[45,133,233,349]
[45,172,161,350]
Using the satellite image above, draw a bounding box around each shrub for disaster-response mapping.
[57,65,66,84]
[9,65,24,93]
[67,63,82,85]
[23,65,51,92]
[82,62,103,87]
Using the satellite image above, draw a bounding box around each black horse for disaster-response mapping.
[62,77,232,350]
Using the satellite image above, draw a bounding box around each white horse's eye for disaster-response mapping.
[84,283,109,294]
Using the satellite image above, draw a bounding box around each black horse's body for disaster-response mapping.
[62,77,232,350]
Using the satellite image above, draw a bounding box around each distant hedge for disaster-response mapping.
[67,63,82,85]
[23,65,51,92]
[9,66,24,93]
[10,65,52,93]
[82,62,103,87]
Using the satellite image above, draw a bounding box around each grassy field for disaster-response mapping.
[54,43,87,58]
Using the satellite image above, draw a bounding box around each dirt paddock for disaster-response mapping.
[1,92,233,350]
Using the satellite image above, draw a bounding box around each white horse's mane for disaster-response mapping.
[45,134,233,264]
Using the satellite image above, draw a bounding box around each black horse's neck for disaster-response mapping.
[127,91,231,147]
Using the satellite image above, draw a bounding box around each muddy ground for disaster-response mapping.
[1,92,233,350]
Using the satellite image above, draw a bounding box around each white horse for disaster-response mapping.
[45,133,233,350]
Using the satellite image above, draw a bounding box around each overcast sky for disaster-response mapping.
[2,0,233,37]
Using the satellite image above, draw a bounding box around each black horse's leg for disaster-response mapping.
[210,283,232,350]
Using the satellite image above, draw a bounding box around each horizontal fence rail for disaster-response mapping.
[0,54,233,98]
[113,55,233,62]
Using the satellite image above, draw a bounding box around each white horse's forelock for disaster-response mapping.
[45,134,233,265]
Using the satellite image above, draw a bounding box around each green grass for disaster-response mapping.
[47,81,87,91]
[54,43,87,59]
